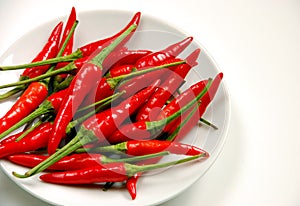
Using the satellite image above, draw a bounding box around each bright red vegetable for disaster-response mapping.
[107,36,192,77]
[78,12,141,58]
[0,122,52,158]
[0,82,48,139]
[107,78,212,144]
[135,49,200,122]
[14,81,159,178]
[167,72,224,141]
[38,154,203,184]
[47,23,138,155]
[20,21,63,80]
[0,88,68,140]
[8,151,168,171]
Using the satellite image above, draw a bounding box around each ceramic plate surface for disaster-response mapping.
[0,10,230,206]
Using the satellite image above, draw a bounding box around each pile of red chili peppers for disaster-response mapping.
[0,7,224,200]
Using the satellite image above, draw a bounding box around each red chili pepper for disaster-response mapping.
[0,122,52,158]
[8,153,102,170]
[8,150,168,171]
[167,73,224,141]
[107,37,192,78]
[0,132,23,145]
[59,7,76,57]
[81,60,184,110]
[126,173,139,200]
[20,21,63,80]
[107,78,212,144]
[0,82,48,138]
[78,12,141,58]
[47,23,138,155]
[38,154,203,185]
[118,140,208,156]
[135,49,200,122]
[54,7,77,79]
[157,79,208,133]
[135,36,193,69]
[108,49,152,70]
[81,80,159,143]
[0,88,68,140]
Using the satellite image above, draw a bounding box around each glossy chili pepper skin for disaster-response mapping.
[108,78,210,144]
[168,73,224,140]
[59,7,76,57]
[48,63,102,154]
[8,153,104,171]
[0,122,52,158]
[126,173,139,200]
[0,132,23,145]
[47,18,139,155]
[0,82,48,136]
[20,22,63,79]
[54,7,77,78]
[135,49,200,122]
[107,37,192,78]
[135,36,193,69]
[39,163,128,184]
[107,121,150,144]
[158,79,208,133]
[78,12,141,58]
[124,140,208,156]
[109,49,152,70]
[81,80,159,144]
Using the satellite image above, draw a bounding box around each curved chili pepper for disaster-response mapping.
[0,88,68,140]
[81,80,159,143]
[15,81,159,178]
[80,60,183,108]
[20,21,63,80]
[167,72,224,141]
[38,154,203,185]
[107,78,212,144]
[135,36,193,69]
[0,132,24,145]
[78,12,141,58]
[8,151,168,171]
[126,173,139,200]
[108,49,152,70]
[135,49,200,122]
[157,79,208,133]
[117,140,208,156]
[59,7,76,57]
[0,122,52,158]
[47,23,138,155]
[54,7,77,80]
[107,37,192,78]
[0,82,48,138]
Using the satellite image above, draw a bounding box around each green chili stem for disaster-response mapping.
[0,62,77,89]
[126,153,206,176]
[102,151,170,164]
[0,50,81,71]
[199,118,218,130]
[166,104,199,141]
[66,91,125,134]
[12,131,94,178]
[107,60,186,88]
[0,102,52,140]
[90,24,137,68]
[146,78,213,131]
[0,86,24,101]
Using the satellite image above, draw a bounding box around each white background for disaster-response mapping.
[0,0,300,205]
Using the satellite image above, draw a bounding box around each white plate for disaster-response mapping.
[0,10,230,206]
